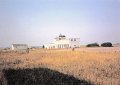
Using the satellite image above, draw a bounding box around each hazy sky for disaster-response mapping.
[0,0,120,47]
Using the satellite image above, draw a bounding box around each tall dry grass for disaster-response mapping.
[0,47,120,85]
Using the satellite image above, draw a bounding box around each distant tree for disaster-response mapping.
[43,45,45,48]
[86,43,99,47]
[101,42,112,47]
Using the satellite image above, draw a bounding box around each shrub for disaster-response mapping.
[43,45,45,48]
[86,43,99,47]
[101,42,112,47]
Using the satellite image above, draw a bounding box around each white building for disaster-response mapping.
[11,44,28,51]
[44,34,80,49]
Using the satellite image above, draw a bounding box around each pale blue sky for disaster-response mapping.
[0,0,120,47]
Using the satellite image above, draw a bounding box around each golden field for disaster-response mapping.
[0,47,120,85]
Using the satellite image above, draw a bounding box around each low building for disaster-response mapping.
[44,34,80,49]
[11,44,28,51]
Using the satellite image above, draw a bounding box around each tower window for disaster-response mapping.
[74,39,76,41]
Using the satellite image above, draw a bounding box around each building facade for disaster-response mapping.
[44,34,80,49]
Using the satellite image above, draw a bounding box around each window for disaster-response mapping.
[59,45,61,48]
[64,44,66,48]
[74,39,76,41]
[58,45,60,48]
[68,44,69,48]
[62,45,63,48]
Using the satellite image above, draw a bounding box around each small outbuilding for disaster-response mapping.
[11,44,28,51]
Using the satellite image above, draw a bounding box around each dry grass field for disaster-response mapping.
[0,47,120,85]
